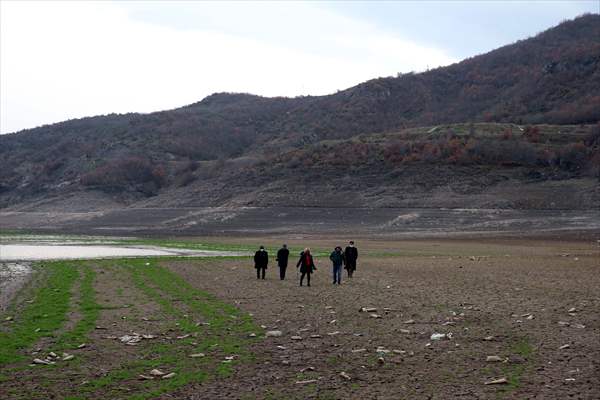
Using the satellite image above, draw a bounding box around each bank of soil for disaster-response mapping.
[0,263,32,311]
[165,238,599,399]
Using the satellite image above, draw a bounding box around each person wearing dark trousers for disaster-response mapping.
[330,246,344,285]
[254,245,268,279]
[276,244,290,280]
[296,248,316,286]
[344,240,358,278]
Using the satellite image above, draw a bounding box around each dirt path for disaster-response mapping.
[165,239,600,399]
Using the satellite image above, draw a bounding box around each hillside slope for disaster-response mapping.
[1,15,599,211]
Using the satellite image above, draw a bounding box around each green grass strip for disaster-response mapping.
[73,258,259,400]
[0,261,79,366]
[54,265,99,351]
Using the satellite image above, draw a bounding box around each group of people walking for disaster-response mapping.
[253,241,359,286]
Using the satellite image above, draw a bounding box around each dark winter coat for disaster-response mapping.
[296,252,316,274]
[254,250,268,269]
[276,248,290,267]
[344,246,358,270]
[329,250,344,267]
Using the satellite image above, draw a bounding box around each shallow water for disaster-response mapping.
[0,244,243,261]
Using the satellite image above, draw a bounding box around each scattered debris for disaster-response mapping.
[486,356,503,362]
[559,344,570,350]
[176,334,190,339]
[329,319,337,324]
[558,321,570,327]
[430,333,449,341]
[266,330,283,337]
[369,314,382,319]
[399,329,411,334]
[360,307,377,313]
[149,369,165,376]
[295,379,318,385]
[5,316,13,321]
[327,331,340,336]
[340,371,352,380]
[162,372,176,379]
[393,349,406,354]
[119,335,142,345]
[300,366,315,372]
[139,375,154,380]
[352,348,367,353]
[571,323,586,329]
[309,334,322,339]
[62,354,75,361]
[276,345,287,350]
[248,333,257,338]
[568,307,576,313]
[403,319,415,324]
[484,377,508,385]
[377,357,385,365]
[291,336,303,341]
[189,353,205,358]
[32,358,54,365]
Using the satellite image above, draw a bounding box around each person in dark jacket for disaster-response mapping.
[344,240,358,278]
[330,246,344,285]
[254,246,268,279]
[296,248,316,286]
[276,244,290,280]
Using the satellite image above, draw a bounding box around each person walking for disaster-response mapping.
[254,245,268,279]
[276,244,290,280]
[344,240,358,278]
[330,246,344,285]
[296,248,316,286]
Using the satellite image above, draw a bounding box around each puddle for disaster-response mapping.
[0,244,245,261]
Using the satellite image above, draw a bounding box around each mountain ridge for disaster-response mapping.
[1,14,599,211]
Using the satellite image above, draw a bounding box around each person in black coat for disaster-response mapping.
[296,248,316,286]
[344,240,358,278]
[276,244,290,280]
[254,246,268,279]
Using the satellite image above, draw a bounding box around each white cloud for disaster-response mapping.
[0,1,456,134]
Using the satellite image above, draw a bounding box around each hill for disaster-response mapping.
[0,15,599,212]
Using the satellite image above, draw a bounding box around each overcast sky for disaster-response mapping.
[1,0,597,134]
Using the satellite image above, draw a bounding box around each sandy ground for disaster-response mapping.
[162,238,600,399]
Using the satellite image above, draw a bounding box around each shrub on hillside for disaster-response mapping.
[81,156,165,195]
